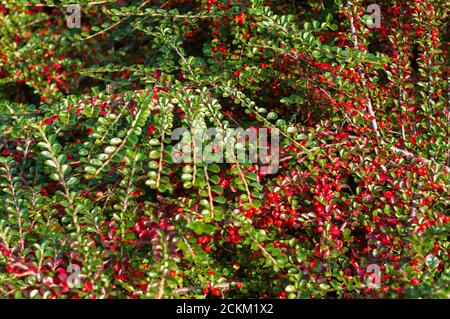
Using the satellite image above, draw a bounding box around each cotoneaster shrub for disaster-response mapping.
[0,0,448,298]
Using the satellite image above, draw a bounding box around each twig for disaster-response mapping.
[389,145,449,170]
[345,0,380,137]
[84,0,150,40]
[344,2,449,172]
[28,1,114,7]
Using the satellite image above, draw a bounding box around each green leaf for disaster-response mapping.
[188,221,215,235]
[110,138,122,145]
[84,166,97,174]
[45,160,57,168]
[209,174,220,184]
[285,285,296,293]
[105,146,116,154]
[208,164,220,173]
[214,196,227,204]
[40,151,53,159]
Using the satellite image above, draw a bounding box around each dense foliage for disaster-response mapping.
[0,0,449,299]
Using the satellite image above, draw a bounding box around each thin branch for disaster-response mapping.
[345,0,380,137]
[84,0,150,41]
[109,12,218,20]
[388,144,450,170]
[29,1,114,7]
[344,2,449,171]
